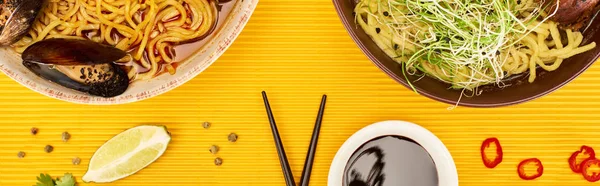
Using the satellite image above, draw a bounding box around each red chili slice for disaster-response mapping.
[582,158,600,182]
[517,158,544,180]
[569,145,596,173]
[481,137,503,168]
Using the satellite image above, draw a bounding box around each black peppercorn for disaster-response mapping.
[31,127,38,135]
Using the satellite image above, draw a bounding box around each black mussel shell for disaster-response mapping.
[0,0,43,46]
[23,62,129,97]
[21,38,130,97]
[22,38,128,66]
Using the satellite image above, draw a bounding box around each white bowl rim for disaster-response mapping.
[327,120,459,186]
[0,0,259,105]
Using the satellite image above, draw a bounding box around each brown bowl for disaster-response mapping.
[333,0,600,107]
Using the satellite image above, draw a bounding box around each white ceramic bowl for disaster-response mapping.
[328,120,459,186]
[0,0,258,104]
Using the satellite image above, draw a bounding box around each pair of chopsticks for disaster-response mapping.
[262,91,327,186]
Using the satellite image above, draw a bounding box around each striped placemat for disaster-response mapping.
[1,0,600,185]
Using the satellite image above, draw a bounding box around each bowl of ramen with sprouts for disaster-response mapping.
[0,0,257,104]
[333,0,600,107]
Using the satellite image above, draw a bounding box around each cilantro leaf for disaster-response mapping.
[35,173,55,186]
[56,173,76,186]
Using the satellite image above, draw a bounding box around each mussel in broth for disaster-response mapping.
[0,0,43,46]
[22,38,128,65]
[22,38,130,97]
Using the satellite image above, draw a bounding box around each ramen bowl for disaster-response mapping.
[333,0,600,107]
[0,0,258,105]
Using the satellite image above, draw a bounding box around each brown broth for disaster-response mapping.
[125,0,237,78]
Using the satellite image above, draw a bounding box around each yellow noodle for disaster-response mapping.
[515,50,530,73]
[559,43,597,59]
[104,25,115,45]
[115,38,130,50]
[549,22,563,49]
[61,0,79,20]
[135,1,156,63]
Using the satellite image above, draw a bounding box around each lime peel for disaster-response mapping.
[82,125,171,183]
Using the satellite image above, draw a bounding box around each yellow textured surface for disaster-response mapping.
[1,0,600,185]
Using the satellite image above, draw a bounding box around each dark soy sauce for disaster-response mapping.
[343,136,438,186]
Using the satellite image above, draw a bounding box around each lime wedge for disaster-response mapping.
[82,125,171,183]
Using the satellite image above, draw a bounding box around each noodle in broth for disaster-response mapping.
[12,0,218,80]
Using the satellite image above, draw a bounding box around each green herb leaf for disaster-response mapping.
[55,173,76,186]
[35,173,55,186]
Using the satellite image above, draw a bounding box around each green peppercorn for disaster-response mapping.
[214,157,223,166]
[228,133,238,142]
[17,151,25,158]
[209,145,219,154]
[72,157,81,165]
[62,132,71,142]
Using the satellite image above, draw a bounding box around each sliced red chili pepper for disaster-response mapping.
[481,137,503,168]
[569,145,596,173]
[582,158,600,182]
[517,158,543,180]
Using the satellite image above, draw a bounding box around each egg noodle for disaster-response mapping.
[12,0,218,80]
[355,0,596,92]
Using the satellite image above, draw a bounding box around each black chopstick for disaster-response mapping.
[299,95,327,186]
[262,91,296,186]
